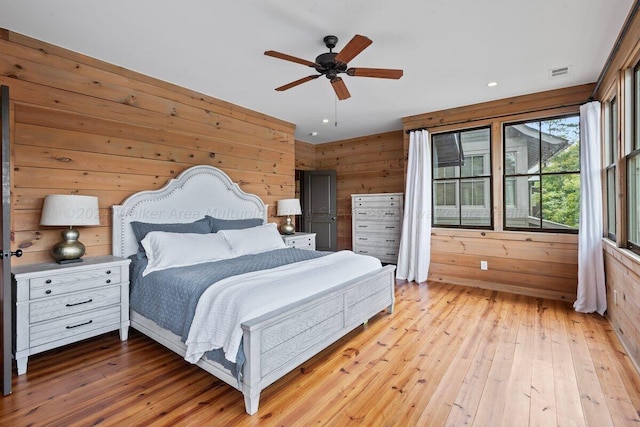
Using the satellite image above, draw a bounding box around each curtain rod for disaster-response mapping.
[405,100,584,134]
[590,0,640,99]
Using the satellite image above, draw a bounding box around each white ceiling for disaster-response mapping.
[0,0,634,144]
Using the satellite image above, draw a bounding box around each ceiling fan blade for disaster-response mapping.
[331,77,351,100]
[347,68,404,79]
[275,75,320,91]
[333,35,372,65]
[264,50,319,68]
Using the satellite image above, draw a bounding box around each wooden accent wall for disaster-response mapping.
[0,29,295,266]
[402,84,595,300]
[593,4,640,372]
[294,140,316,170]
[298,131,405,250]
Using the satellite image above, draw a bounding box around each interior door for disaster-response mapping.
[1,85,12,395]
[303,170,337,251]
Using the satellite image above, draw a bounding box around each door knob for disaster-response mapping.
[2,249,22,258]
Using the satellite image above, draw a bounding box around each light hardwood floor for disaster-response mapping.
[1,281,639,426]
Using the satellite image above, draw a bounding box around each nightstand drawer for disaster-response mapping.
[29,266,122,299]
[286,236,314,248]
[282,232,316,250]
[29,306,121,348]
[29,286,121,323]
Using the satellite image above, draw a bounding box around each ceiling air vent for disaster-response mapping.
[548,66,571,79]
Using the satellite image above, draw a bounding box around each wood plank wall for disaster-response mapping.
[593,4,640,372]
[297,131,405,250]
[0,29,296,266]
[402,84,595,301]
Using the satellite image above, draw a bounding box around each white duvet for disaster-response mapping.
[184,250,382,364]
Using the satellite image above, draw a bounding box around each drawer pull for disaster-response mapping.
[66,299,93,307]
[385,212,394,215]
[360,238,368,241]
[358,225,368,228]
[386,239,396,243]
[45,289,52,295]
[66,320,93,329]
[106,270,112,274]
[385,226,396,229]
[45,279,52,284]
[106,279,111,284]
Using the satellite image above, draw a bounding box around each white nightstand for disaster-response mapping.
[282,232,316,250]
[12,255,131,375]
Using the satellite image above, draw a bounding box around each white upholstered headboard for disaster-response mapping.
[112,165,268,258]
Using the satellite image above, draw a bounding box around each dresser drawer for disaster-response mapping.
[353,194,402,205]
[29,305,121,348]
[353,235,401,247]
[29,286,122,324]
[353,222,401,234]
[353,247,399,263]
[29,268,122,299]
[353,207,401,220]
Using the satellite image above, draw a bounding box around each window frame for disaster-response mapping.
[627,62,640,255]
[502,114,581,233]
[431,125,493,229]
[605,96,618,241]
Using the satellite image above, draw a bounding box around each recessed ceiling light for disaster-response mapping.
[487,81,498,87]
[310,131,318,136]
[322,118,329,123]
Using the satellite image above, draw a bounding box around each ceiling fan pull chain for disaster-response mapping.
[335,95,338,127]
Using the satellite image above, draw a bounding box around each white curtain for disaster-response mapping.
[574,101,606,315]
[397,129,431,283]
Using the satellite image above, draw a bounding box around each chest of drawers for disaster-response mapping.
[12,255,131,375]
[351,193,404,264]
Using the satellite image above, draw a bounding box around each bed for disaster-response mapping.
[112,165,396,415]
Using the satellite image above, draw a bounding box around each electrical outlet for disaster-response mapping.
[614,289,618,306]
[480,260,488,270]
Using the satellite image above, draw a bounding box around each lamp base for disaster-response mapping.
[51,228,86,264]
[281,216,295,235]
[56,258,84,265]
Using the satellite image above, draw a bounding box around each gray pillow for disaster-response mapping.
[131,217,212,252]
[206,216,263,232]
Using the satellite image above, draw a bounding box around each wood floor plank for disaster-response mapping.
[1,281,639,426]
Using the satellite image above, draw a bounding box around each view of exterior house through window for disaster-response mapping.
[503,115,580,232]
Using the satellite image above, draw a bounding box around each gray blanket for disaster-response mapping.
[129,248,328,375]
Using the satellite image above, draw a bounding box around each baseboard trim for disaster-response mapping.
[428,274,576,302]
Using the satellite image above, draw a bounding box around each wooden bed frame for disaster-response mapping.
[112,165,396,415]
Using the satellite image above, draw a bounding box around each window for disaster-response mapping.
[432,127,492,228]
[503,115,580,232]
[628,65,640,254]
[605,97,617,240]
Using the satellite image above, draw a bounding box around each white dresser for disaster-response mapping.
[351,193,403,264]
[282,232,316,250]
[12,255,131,374]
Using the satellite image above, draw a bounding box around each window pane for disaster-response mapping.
[541,117,580,173]
[434,182,459,225]
[505,152,517,175]
[629,153,640,246]
[433,133,461,178]
[505,178,516,207]
[541,173,580,230]
[610,98,618,163]
[505,121,540,174]
[460,128,490,178]
[636,67,640,151]
[461,178,491,226]
[607,167,616,237]
[505,176,538,228]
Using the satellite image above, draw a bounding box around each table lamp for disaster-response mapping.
[40,194,100,263]
[277,199,302,235]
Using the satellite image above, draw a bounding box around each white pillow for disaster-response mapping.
[218,223,286,257]
[141,231,234,276]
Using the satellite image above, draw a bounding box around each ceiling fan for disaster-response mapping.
[264,34,403,100]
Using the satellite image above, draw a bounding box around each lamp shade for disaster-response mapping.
[40,195,100,226]
[277,198,302,216]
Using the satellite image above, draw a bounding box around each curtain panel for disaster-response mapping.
[574,101,606,315]
[397,130,432,283]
